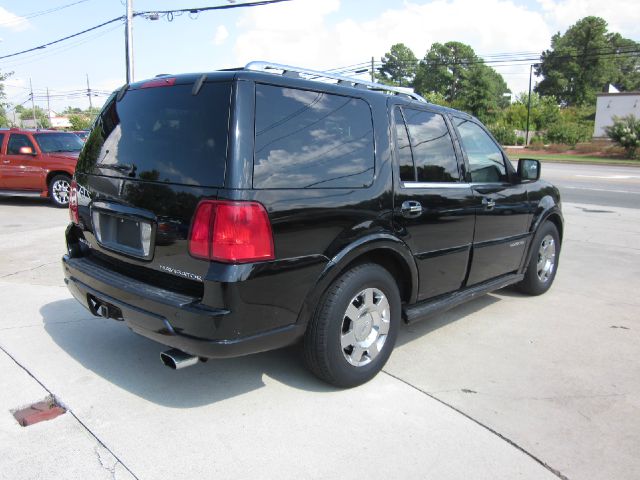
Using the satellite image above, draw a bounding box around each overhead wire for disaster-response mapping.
[0,0,92,27]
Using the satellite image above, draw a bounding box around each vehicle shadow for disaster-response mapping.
[0,196,54,208]
[396,293,501,347]
[41,299,336,408]
[42,290,507,407]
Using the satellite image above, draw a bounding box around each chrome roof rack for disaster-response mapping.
[244,61,427,103]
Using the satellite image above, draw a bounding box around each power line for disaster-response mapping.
[0,0,296,63]
[0,0,92,27]
[135,0,294,18]
[0,17,125,61]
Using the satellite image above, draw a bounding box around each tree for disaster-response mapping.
[63,106,83,115]
[413,41,510,122]
[0,69,11,127]
[501,92,560,131]
[376,43,418,87]
[68,114,93,130]
[413,41,477,103]
[536,16,640,106]
[17,106,51,129]
[457,63,510,122]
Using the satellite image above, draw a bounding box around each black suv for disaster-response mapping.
[63,62,562,387]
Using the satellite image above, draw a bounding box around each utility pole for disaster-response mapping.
[29,79,37,129]
[125,0,134,83]
[86,74,93,112]
[371,56,375,82]
[525,63,539,146]
[46,88,52,125]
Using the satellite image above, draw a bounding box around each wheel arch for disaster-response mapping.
[296,234,418,330]
[46,170,73,188]
[522,201,564,272]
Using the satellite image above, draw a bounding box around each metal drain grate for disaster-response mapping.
[12,396,66,427]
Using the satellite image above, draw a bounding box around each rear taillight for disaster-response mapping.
[69,180,79,224]
[189,200,274,264]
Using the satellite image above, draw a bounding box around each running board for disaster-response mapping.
[0,190,42,197]
[403,273,524,324]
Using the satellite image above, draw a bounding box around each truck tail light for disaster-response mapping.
[69,180,79,224]
[189,200,274,264]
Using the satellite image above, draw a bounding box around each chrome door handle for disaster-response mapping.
[483,198,496,210]
[401,200,423,218]
[2,160,9,164]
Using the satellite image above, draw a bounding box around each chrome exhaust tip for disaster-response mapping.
[160,348,200,370]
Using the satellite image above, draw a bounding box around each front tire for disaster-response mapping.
[49,174,71,208]
[303,263,401,388]
[516,221,560,295]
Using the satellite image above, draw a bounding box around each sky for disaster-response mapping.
[0,0,638,116]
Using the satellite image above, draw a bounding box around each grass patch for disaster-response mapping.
[507,152,640,166]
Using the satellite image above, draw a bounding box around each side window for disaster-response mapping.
[393,108,414,182]
[455,119,507,183]
[7,134,35,155]
[0,133,4,153]
[253,84,375,189]
[403,108,459,182]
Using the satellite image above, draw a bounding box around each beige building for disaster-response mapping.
[593,91,640,138]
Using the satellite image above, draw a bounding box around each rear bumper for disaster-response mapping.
[62,255,306,358]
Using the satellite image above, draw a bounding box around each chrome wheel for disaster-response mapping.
[537,234,556,283]
[52,178,71,205]
[341,287,390,367]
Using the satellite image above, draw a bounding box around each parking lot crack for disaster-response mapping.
[0,261,59,278]
[94,445,118,480]
[382,370,570,480]
[0,344,140,480]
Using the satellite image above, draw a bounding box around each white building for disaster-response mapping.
[593,90,640,138]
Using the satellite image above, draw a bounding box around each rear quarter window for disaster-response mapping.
[253,84,375,189]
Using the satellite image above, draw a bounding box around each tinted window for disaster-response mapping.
[253,84,374,189]
[0,134,4,150]
[7,134,35,155]
[393,108,414,182]
[403,109,459,182]
[77,82,231,186]
[34,133,83,153]
[455,119,507,183]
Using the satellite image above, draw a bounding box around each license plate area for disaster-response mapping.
[91,210,154,260]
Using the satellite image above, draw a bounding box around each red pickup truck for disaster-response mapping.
[0,128,83,207]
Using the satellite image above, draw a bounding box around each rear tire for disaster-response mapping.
[49,174,71,208]
[303,263,401,388]
[516,221,560,295]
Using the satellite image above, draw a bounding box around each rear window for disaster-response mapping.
[253,84,375,189]
[77,82,231,186]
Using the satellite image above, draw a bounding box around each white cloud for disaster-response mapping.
[0,7,30,31]
[538,0,640,38]
[233,0,551,96]
[213,25,229,46]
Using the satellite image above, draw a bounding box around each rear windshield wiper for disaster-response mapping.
[96,162,137,176]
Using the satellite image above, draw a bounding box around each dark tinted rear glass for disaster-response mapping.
[393,107,415,182]
[403,108,459,182]
[77,82,231,186]
[253,84,374,189]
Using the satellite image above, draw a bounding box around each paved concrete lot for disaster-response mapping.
[1,164,639,480]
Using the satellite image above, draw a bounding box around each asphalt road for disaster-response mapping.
[0,169,639,479]
[538,162,640,209]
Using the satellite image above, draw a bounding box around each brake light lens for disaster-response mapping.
[69,180,79,224]
[189,200,274,263]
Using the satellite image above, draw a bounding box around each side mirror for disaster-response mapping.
[517,158,540,181]
[18,146,35,155]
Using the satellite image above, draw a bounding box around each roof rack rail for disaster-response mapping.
[244,61,427,103]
